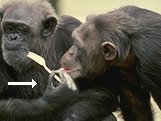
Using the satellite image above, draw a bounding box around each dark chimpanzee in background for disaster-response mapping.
[61,5,161,121]
[0,0,77,99]
[0,0,78,120]
[0,0,118,121]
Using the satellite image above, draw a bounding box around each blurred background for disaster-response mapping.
[51,0,161,22]
[1,0,161,22]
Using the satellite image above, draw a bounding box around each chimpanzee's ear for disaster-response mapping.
[41,15,57,38]
[101,42,117,61]
[0,7,5,22]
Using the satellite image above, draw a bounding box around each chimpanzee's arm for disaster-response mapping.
[62,88,118,121]
[0,83,78,116]
[0,71,78,116]
[0,72,117,121]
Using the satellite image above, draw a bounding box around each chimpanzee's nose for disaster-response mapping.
[8,33,21,41]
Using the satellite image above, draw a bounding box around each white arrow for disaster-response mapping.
[8,79,37,88]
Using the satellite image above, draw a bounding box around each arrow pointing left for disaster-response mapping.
[8,79,37,88]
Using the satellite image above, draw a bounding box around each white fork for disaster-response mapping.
[27,51,62,83]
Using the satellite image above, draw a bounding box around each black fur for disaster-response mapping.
[0,1,117,121]
[61,5,161,121]
[0,0,80,120]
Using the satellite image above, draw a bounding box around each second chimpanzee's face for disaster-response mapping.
[61,22,117,80]
[0,3,57,71]
[1,6,32,70]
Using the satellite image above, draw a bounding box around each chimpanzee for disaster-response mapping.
[0,0,78,120]
[0,0,118,121]
[61,5,161,121]
[0,0,78,99]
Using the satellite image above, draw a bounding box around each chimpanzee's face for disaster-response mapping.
[61,23,110,80]
[0,4,57,71]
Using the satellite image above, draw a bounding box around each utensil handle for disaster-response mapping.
[44,66,62,83]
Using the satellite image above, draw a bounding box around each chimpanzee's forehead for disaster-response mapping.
[81,24,95,38]
[3,5,39,24]
[72,23,96,44]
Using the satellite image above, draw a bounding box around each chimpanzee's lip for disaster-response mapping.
[3,45,25,52]
[5,49,24,52]
[62,68,76,73]
[4,49,28,55]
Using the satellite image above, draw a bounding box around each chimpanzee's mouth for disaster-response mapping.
[5,49,25,53]
[63,68,75,72]
[62,67,81,73]
[3,48,28,57]
[61,67,82,79]
[2,39,28,52]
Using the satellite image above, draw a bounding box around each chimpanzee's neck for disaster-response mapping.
[75,68,123,91]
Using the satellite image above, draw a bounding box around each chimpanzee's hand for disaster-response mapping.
[42,70,79,106]
[58,70,77,91]
[43,71,57,97]
[43,70,78,98]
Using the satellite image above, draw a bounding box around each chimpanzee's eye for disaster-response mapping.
[3,24,14,34]
[18,24,29,34]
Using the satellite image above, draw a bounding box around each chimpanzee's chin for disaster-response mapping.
[2,50,30,70]
[67,70,82,80]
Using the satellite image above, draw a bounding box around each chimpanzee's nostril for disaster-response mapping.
[8,33,21,41]
[12,36,17,40]
[69,49,74,56]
